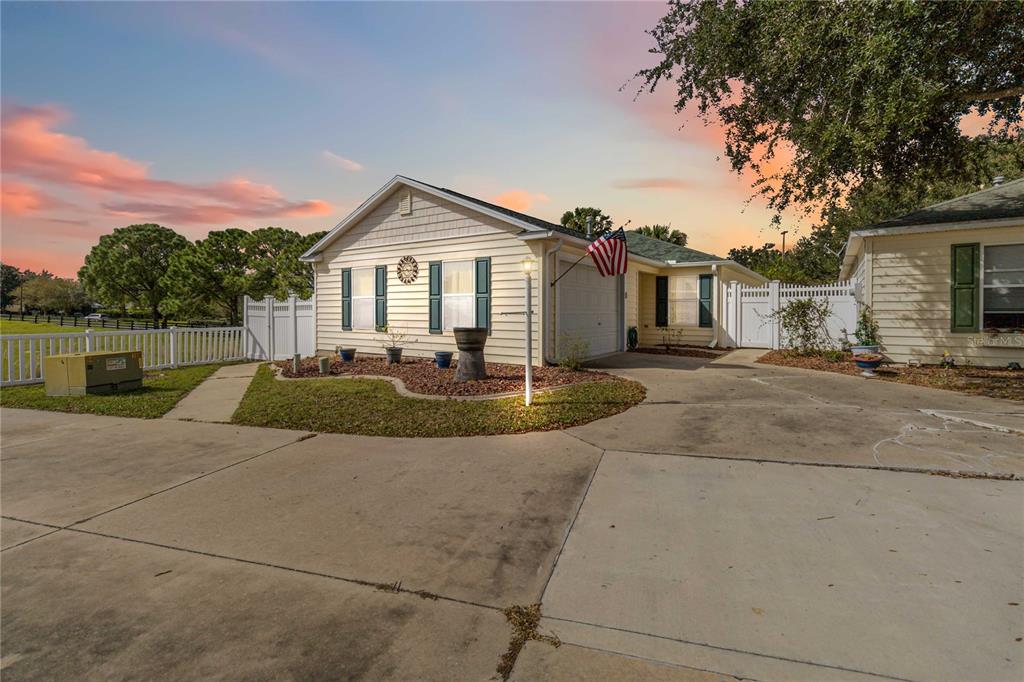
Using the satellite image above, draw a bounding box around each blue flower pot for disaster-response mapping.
[338,348,356,362]
[854,356,883,377]
[435,351,453,369]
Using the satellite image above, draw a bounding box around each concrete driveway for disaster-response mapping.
[2,350,1022,680]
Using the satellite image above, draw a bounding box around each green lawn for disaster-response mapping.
[0,319,76,335]
[0,363,222,418]
[232,365,646,437]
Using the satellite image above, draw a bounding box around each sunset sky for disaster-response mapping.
[1,1,795,278]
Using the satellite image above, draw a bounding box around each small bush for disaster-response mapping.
[772,297,836,356]
[557,332,590,370]
[853,305,880,347]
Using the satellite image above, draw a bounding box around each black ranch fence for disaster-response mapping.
[2,312,231,330]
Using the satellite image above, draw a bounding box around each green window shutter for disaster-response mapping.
[428,261,442,334]
[475,257,491,333]
[950,243,979,332]
[375,265,387,330]
[698,274,713,328]
[655,276,669,327]
[341,268,352,331]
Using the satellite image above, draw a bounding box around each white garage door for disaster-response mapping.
[558,260,620,358]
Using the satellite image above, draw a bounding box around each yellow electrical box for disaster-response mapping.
[44,351,144,396]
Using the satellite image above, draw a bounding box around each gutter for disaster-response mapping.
[544,239,563,364]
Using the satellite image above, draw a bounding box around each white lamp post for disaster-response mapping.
[521,257,535,406]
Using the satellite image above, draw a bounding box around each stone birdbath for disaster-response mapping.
[453,327,488,382]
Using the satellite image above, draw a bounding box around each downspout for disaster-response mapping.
[544,239,563,364]
[707,264,719,349]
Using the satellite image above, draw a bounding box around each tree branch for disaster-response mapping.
[951,85,1024,102]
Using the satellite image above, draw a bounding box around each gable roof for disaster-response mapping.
[625,231,723,263]
[854,177,1024,233]
[301,175,744,273]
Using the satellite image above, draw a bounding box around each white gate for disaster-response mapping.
[243,295,315,361]
[723,281,858,350]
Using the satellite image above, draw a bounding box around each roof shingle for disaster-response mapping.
[857,177,1024,232]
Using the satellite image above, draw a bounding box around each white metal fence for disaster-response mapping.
[1,327,245,387]
[723,280,858,350]
[243,295,315,361]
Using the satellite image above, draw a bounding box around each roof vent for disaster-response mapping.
[399,191,412,216]
[993,175,1006,186]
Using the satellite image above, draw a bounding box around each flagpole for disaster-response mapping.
[549,251,589,287]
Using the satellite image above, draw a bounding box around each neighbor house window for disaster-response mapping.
[668,276,699,326]
[983,243,1024,330]
[443,260,475,330]
[351,267,376,329]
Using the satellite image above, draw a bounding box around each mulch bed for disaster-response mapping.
[758,350,1024,402]
[630,346,724,359]
[275,355,618,397]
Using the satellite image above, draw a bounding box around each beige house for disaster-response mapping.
[300,176,765,365]
[839,177,1024,367]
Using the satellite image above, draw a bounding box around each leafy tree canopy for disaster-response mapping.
[0,264,26,310]
[633,224,688,247]
[19,276,89,314]
[78,224,189,321]
[162,228,253,325]
[245,227,325,300]
[560,207,614,236]
[730,141,1024,283]
[640,0,1024,217]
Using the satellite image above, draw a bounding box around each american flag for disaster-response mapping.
[586,227,628,277]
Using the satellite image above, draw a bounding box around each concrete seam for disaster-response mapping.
[562,438,1023,481]
[537,439,606,603]
[543,614,916,682]
[66,432,318,526]
[58,525,502,613]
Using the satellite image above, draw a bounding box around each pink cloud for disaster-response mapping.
[613,178,690,191]
[1,180,62,215]
[2,104,333,224]
[322,150,363,172]
[489,189,550,213]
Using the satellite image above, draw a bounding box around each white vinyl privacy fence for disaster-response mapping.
[1,327,245,387]
[723,280,858,350]
[243,295,315,361]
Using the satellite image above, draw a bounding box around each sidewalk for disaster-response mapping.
[163,362,262,423]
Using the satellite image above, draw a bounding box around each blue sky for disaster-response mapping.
[2,1,785,276]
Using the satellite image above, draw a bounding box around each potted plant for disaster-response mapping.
[850,305,880,356]
[378,325,411,365]
[434,351,453,369]
[336,346,357,362]
[853,352,884,377]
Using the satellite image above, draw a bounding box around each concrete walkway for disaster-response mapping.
[163,362,262,423]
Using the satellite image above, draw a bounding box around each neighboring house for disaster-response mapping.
[839,177,1024,367]
[300,176,765,365]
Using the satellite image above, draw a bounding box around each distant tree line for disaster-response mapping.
[2,224,325,325]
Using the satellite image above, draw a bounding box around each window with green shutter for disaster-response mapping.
[428,261,442,334]
[475,257,491,333]
[698,274,713,328]
[341,268,352,331]
[655,276,668,327]
[950,243,979,332]
[374,265,387,330]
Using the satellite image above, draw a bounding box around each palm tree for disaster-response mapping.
[560,207,613,236]
[633,224,688,247]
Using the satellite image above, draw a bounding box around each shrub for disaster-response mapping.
[853,305,880,347]
[557,332,590,370]
[772,297,836,355]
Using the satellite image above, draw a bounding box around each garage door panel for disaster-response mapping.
[558,262,619,358]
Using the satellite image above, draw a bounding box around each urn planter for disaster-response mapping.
[385,347,403,365]
[453,327,488,381]
[853,353,884,377]
[434,351,454,369]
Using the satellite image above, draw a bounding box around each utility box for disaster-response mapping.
[44,351,144,396]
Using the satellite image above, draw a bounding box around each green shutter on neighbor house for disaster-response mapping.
[698,274,713,328]
[950,243,980,332]
[655,276,669,327]
[475,257,491,333]
[428,261,442,334]
[341,268,352,331]
[374,265,387,330]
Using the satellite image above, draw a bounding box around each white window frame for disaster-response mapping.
[351,267,376,330]
[981,242,1024,330]
[442,260,475,332]
[667,275,699,327]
